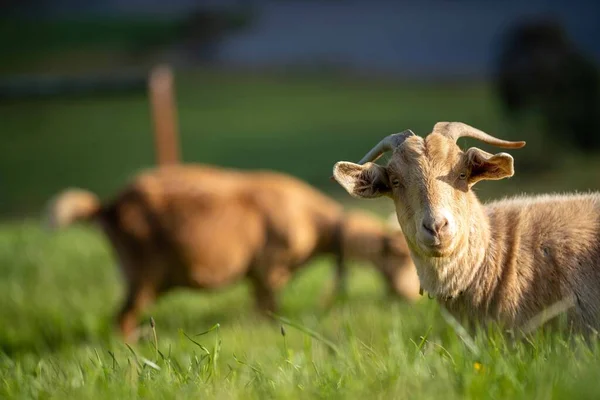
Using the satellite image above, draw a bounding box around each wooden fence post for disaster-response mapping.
[149,65,181,166]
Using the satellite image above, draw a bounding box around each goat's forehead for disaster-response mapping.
[388,133,461,173]
[425,133,459,160]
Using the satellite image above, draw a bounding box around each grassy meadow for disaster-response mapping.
[2,70,600,398]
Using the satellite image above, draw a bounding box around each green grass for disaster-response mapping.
[2,222,600,399]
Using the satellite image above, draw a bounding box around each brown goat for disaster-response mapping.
[333,122,600,334]
[47,164,419,341]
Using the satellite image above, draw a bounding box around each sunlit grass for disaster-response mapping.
[1,222,600,399]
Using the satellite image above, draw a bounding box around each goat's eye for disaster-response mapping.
[458,172,468,180]
[391,178,401,188]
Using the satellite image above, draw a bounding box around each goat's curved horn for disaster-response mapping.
[357,129,415,164]
[434,122,526,149]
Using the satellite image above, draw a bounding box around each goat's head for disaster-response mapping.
[333,122,525,259]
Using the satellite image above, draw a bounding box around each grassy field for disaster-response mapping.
[2,70,600,398]
[3,223,600,399]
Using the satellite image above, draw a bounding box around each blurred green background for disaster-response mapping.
[1,4,600,218]
[3,71,562,218]
[3,69,600,220]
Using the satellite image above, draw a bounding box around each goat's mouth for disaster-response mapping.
[417,238,453,258]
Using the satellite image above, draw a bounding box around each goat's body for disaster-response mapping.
[95,165,343,337]
[99,165,341,291]
[49,164,418,340]
[430,192,600,331]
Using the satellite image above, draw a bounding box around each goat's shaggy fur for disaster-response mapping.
[333,122,600,333]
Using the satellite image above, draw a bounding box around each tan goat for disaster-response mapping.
[333,121,600,334]
[47,164,419,341]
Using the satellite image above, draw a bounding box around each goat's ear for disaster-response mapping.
[333,161,391,198]
[465,147,515,185]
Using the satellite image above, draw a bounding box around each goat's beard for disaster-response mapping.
[409,232,479,298]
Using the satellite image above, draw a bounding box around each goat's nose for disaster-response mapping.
[422,217,449,236]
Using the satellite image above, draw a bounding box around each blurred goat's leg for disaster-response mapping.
[117,281,158,343]
[250,274,278,317]
[321,252,347,310]
[333,251,348,300]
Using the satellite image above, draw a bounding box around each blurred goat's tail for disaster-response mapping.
[44,188,101,231]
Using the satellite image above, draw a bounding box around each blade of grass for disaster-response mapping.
[269,313,340,356]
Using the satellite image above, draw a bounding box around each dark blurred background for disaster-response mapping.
[1,0,599,218]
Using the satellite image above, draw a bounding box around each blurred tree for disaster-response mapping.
[0,0,22,15]
[178,7,254,63]
[494,18,600,151]
[128,6,255,65]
